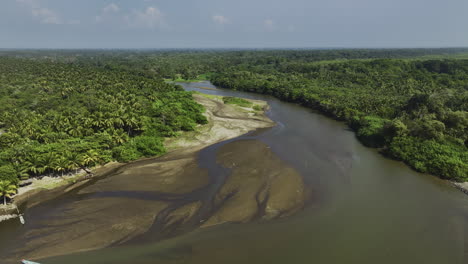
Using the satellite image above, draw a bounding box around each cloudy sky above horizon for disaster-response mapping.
[1,0,467,49]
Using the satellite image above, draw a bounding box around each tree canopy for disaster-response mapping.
[0,48,467,183]
[0,56,207,184]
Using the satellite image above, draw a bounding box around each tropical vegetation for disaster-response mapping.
[0,55,207,188]
[0,181,17,206]
[0,48,467,187]
[209,54,468,181]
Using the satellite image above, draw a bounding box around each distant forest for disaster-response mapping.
[0,48,467,184]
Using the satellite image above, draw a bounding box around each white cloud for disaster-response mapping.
[103,3,120,13]
[31,7,61,24]
[96,3,120,23]
[125,7,165,29]
[264,19,274,31]
[212,15,229,25]
[16,0,62,24]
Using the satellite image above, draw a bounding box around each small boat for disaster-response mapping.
[22,260,41,264]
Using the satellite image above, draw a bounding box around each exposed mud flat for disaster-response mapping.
[203,140,306,227]
[1,93,273,218]
[1,95,310,263]
[5,139,306,262]
[15,150,212,259]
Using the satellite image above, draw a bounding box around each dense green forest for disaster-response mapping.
[0,57,207,186]
[144,48,468,181]
[0,48,467,191]
[211,58,468,180]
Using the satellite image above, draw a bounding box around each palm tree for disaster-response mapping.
[66,152,84,174]
[0,181,17,206]
[112,116,125,128]
[82,150,102,169]
[26,153,43,176]
[122,114,140,136]
[67,126,81,137]
[12,162,30,181]
[39,152,59,175]
[110,128,129,145]
[54,157,72,177]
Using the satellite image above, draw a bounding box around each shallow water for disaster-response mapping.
[4,81,468,263]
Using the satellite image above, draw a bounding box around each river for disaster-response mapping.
[3,81,468,263]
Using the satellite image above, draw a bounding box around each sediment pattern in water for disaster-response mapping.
[2,137,306,262]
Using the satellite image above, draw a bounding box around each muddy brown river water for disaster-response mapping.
[2,81,468,264]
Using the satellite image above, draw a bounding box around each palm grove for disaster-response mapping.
[0,55,207,204]
[0,48,467,204]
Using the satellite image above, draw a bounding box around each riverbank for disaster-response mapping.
[452,182,468,195]
[1,92,302,262]
[0,93,274,223]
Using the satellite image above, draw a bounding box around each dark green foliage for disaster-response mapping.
[112,144,141,163]
[0,56,208,181]
[149,91,208,132]
[112,137,165,162]
[408,118,446,141]
[0,165,19,184]
[206,52,468,181]
[133,136,165,157]
[354,116,388,148]
[382,120,409,140]
[387,137,468,181]
[0,48,467,181]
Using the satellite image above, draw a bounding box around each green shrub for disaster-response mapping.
[355,116,387,147]
[382,120,409,141]
[0,165,19,184]
[112,144,141,163]
[409,118,446,141]
[133,136,165,157]
[387,136,468,181]
[112,136,166,162]
[253,105,263,111]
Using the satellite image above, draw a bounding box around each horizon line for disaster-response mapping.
[1,46,468,51]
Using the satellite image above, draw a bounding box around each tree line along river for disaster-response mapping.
[2,81,468,264]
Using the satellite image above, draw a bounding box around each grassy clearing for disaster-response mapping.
[165,73,212,83]
[192,91,223,100]
[223,97,253,107]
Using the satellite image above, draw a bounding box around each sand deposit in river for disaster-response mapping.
[1,94,309,263]
[203,140,306,227]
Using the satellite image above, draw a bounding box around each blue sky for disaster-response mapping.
[1,0,467,48]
